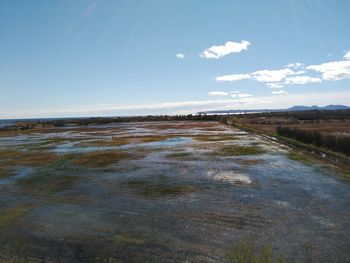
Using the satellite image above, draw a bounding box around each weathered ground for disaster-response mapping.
[0,121,349,262]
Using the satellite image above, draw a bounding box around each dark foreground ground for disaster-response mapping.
[0,121,349,262]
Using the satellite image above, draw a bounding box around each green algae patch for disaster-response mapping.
[212,145,266,157]
[193,135,238,142]
[72,151,131,168]
[124,175,196,198]
[0,204,35,228]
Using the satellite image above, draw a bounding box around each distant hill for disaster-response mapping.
[197,104,350,115]
[288,105,350,111]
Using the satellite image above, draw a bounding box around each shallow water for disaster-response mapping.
[0,121,349,262]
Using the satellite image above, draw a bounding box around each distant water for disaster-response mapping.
[0,119,17,128]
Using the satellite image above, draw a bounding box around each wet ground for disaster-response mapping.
[0,121,349,263]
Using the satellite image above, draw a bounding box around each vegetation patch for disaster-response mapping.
[0,167,14,179]
[212,145,266,157]
[0,204,35,228]
[0,149,60,167]
[123,175,196,198]
[165,152,197,160]
[193,135,238,142]
[17,170,80,194]
[78,137,135,147]
[236,159,264,166]
[224,239,286,263]
[72,151,132,168]
[17,156,81,194]
[138,135,172,143]
[287,151,317,164]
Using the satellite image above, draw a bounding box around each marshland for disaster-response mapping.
[0,120,349,262]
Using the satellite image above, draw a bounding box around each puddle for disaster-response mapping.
[207,170,253,185]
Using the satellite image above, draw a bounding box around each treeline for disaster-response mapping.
[0,114,228,132]
[276,126,350,156]
[237,109,350,121]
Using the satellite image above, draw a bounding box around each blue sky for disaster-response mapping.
[0,0,350,118]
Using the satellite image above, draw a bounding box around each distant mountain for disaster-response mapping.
[197,104,350,115]
[288,104,350,111]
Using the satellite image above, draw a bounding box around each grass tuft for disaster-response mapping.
[225,239,286,263]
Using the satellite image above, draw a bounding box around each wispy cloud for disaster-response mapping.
[215,73,251,82]
[208,90,253,98]
[176,53,186,59]
[200,40,250,59]
[284,76,322,85]
[208,91,230,96]
[266,83,284,89]
[272,90,288,95]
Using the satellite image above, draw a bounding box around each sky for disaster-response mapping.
[0,0,350,119]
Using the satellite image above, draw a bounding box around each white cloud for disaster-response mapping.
[208,91,229,96]
[285,62,304,68]
[272,90,288,95]
[266,83,284,89]
[284,76,322,85]
[215,73,251,82]
[176,53,185,59]
[344,50,350,60]
[306,60,350,81]
[200,40,250,59]
[209,90,252,98]
[252,69,304,83]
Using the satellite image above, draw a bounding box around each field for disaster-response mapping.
[0,121,350,262]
